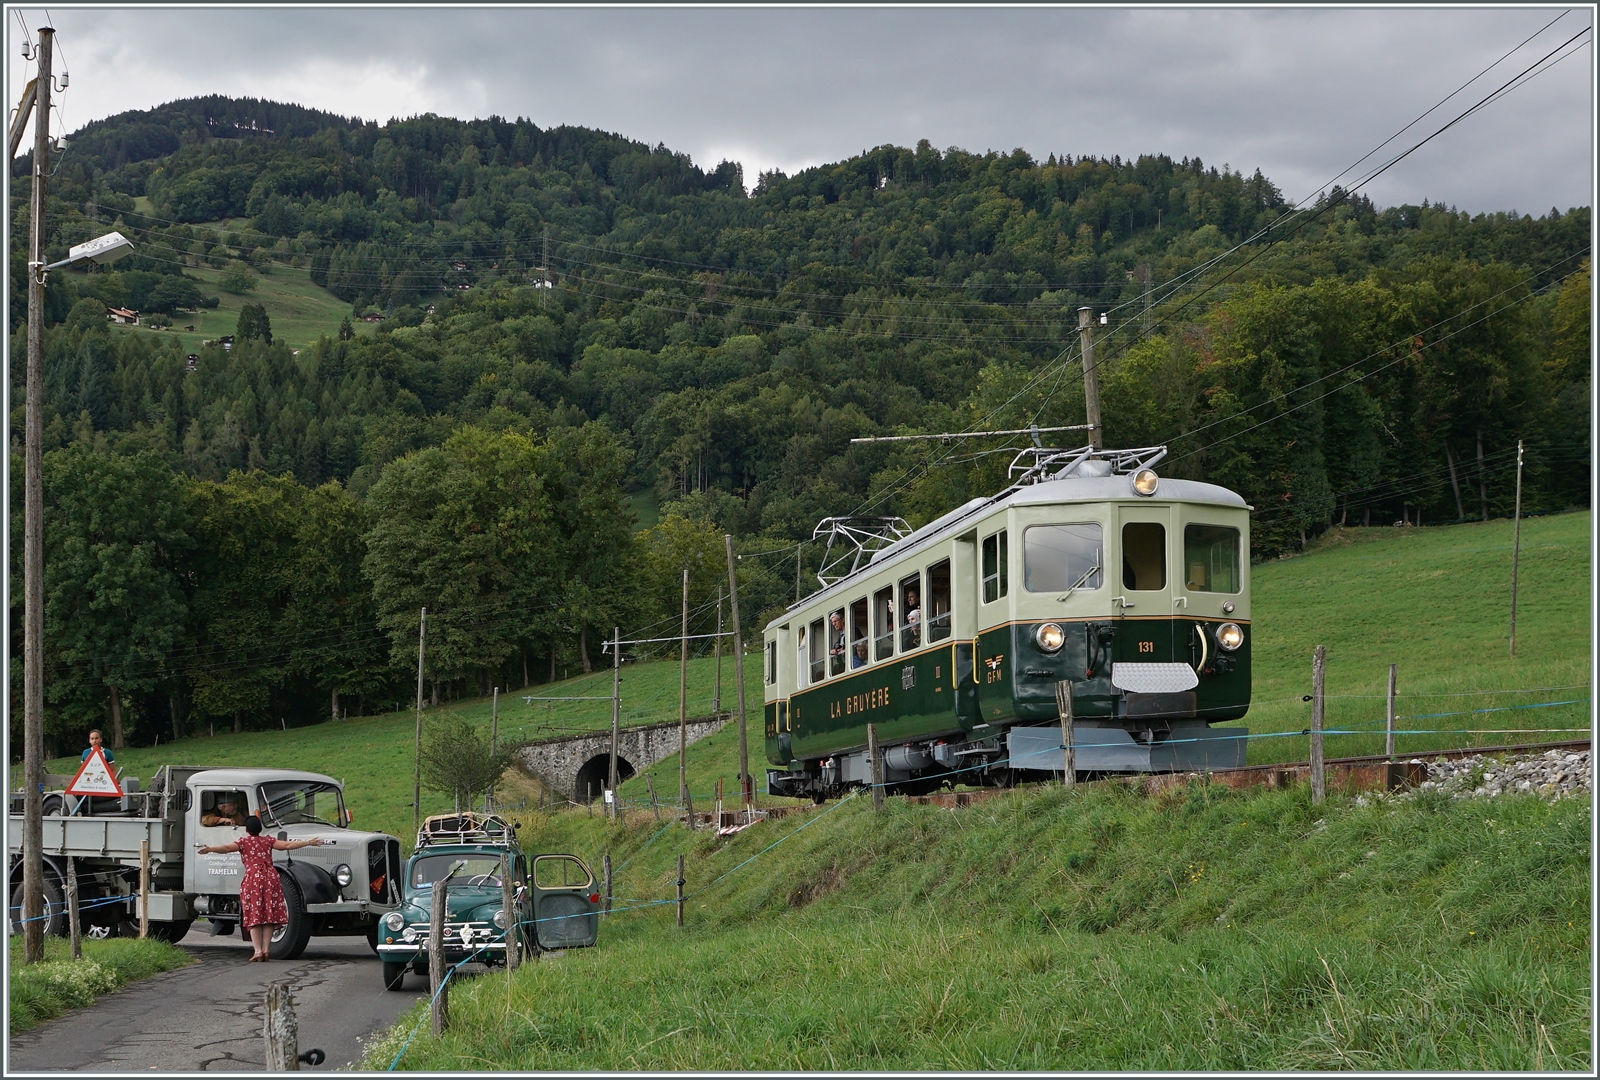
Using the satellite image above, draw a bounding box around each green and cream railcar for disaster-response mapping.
[762,447,1252,800]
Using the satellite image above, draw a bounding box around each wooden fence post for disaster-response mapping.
[867,723,884,810]
[1310,645,1326,805]
[646,774,660,822]
[138,840,150,939]
[1385,663,1397,761]
[500,852,518,973]
[66,855,81,960]
[1055,681,1076,788]
[429,880,449,1035]
[675,854,686,928]
[263,982,299,1071]
[602,854,612,914]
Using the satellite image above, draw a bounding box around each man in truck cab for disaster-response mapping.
[201,792,247,827]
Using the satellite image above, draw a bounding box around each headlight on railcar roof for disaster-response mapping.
[1132,469,1160,496]
[1216,623,1244,651]
[1035,623,1065,653]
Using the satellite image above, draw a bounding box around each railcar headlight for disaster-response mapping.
[335,863,353,887]
[1132,468,1160,496]
[493,909,509,929]
[1035,622,1065,653]
[1216,622,1244,651]
[384,911,405,931]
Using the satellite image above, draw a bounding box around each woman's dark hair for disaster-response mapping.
[244,815,263,836]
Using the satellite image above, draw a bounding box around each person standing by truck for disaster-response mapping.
[198,816,325,962]
[80,729,114,765]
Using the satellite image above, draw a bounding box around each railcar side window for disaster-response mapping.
[1024,524,1103,592]
[982,530,1009,603]
[1122,522,1167,590]
[848,597,870,669]
[766,640,777,684]
[873,587,895,660]
[828,608,847,676]
[808,619,826,683]
[899,574,922,651]
[1183,524,1241,593]
[926,560,952,642]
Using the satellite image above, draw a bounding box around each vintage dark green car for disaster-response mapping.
[377,812,600,991]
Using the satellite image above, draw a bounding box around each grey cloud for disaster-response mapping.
[15,5,1592,213]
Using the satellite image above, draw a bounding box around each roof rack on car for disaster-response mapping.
[416,811,519,848]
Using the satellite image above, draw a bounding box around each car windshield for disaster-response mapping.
[411,854,505,889]
[256,780,345,828]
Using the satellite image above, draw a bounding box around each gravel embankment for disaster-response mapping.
[1379,748,1590,802]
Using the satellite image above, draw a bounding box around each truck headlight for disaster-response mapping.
[1217,623,1244,651]
[384,911,405,931]
[1035,623,1065,652]
[335,864,353,887]
[492,909,509,929]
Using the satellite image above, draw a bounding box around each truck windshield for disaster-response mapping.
[257,781,345,828]
[411,855,504,888]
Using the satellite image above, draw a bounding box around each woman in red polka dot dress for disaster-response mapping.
[198,815,325,961]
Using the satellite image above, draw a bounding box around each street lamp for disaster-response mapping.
[43,230,135,272]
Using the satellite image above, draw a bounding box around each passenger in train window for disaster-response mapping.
[851,639,869,669]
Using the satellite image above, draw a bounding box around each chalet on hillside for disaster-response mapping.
[106,307,139,325]
[361,312,385,322]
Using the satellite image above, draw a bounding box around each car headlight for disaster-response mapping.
[1132,468,1159,496]
[492,909,508,929]
[1035,622,1065,652]
[1216,622,1244,651]
[402,926,417,942]
[335,864,353,887]
[384,911,405,931]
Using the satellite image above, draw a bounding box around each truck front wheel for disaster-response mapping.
[382,960,407,991]
[267,872,312,960]
[8,872,65,937]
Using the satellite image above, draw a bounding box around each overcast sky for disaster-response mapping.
[8,5,1594,214]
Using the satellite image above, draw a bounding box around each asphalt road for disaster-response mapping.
[8,930,445,1072]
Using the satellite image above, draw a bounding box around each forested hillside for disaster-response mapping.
[8,97,1590,753]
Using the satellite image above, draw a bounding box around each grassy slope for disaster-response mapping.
[7,937,192,1034]
[365,781,1590,1070]
[51,511,1590,843]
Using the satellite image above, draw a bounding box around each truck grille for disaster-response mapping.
[368,838,399,904]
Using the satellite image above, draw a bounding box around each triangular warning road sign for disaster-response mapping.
[65,746,122,796]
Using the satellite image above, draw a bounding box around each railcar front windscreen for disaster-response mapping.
[1024,524,1103,592]
[1184,524,1241,592]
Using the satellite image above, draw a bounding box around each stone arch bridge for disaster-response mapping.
[514,715,728,804]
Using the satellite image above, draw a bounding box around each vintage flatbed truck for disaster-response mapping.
[7,765,402,959]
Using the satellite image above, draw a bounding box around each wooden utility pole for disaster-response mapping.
[1385,664,1398,761]
[713,587,723,715]
[488,686,499,812]
[724,535,751,809]
[1077,307,1102,449]
[867,723,884,811]
[678,567,690,822]
[428,880,450,1034]
[1510,440,1524,658]
[608,627,621,819]
[1055,681,1075,788]
[20,24,54,966]
[601,853,612,914]
[413,608,427,832]
[795,544,802,603]
[1310,645,1326,805]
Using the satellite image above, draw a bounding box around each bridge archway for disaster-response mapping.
[574,755,636,804]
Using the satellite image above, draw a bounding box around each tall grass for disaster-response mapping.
[367,780,1590,1070]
